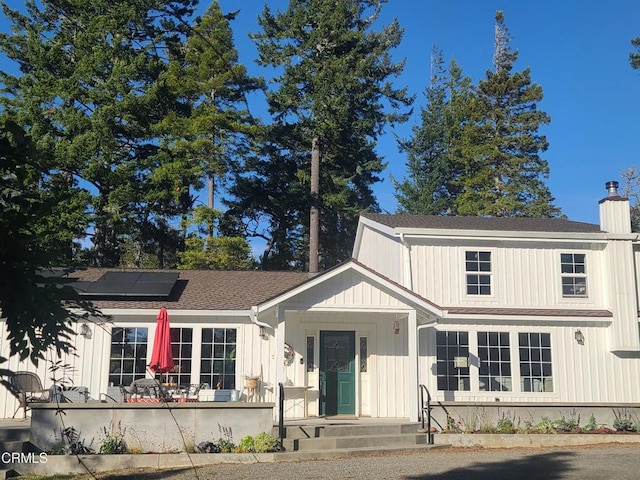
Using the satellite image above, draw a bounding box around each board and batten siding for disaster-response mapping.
[409,240,606,309]
[420,322,640,404]
[354,225,404,284]
[286,268,411,311]
[282,311,411,419]
[0,314,263,418]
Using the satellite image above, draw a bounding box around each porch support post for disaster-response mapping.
[274,306,286,422]
[408,310,419,422]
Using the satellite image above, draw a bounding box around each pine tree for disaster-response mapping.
[157,1,263,267]
[455,11,560,217]
[0,0,198,267]
[394,47,474,215]
[631,36,640,69]
[227,0,412,270]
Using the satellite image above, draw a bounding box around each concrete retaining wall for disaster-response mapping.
[30,402,274,453]
[429,402,640,431]
[434,433,640,448]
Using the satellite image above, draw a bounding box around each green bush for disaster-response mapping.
[613,408,636,432]
[237,435,255,453]
[98,423,127,454]
[253,432,280,452]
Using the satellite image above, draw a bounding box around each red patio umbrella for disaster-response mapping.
[149,307,175,380]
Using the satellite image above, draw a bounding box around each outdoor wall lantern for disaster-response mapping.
[259,326,267,339]
[80,322,92,339]
[574,330,584,345]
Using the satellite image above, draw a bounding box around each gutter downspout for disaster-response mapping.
[250,306,272,330]
[399,232,413,290]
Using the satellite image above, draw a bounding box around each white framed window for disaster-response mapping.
[156,327,192,386]
[560,253,587,297]
[200,328,237,390]
[434,330,554,394]
[519,333,553,392]
[436,331,470,391]
[478,332,512,392]
[109,327,148,387]
[466,251,492,295]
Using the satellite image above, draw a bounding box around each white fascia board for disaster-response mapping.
[97,309,252,317]
[358,216,398,238]
[396,228,611,243]
[440,312,613,324]
[280,304,418,313]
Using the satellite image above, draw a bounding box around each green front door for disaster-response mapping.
[320,331,355,415]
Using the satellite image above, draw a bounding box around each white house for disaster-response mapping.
[2,181,640,423]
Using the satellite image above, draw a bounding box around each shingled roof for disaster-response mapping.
[363,213,602,233]
[65,269,310,311]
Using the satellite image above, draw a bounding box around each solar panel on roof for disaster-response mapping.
[76,271,179,297]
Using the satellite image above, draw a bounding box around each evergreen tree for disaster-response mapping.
[394,47,474,215]
[0,0,198,267]
[631,36,640,70]
[455,11,560,217]
[0,118,102,367]
[227,0,412,270]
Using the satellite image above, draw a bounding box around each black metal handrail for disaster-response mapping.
[419,384,434,445]
[278,382,285,451]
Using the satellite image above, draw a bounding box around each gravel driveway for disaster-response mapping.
[92,444,640,480]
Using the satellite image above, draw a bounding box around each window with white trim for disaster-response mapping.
[519,333,553,392]
[109,327,148,387]
[158,327,192,386]
[436,331,470,391]
[466,251,491,295]
[200,328,237,389]
[478,332,511,391]
[560,253,587,297]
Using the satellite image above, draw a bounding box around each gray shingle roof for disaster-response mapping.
[363,213,602,233]
[66,269,310,310]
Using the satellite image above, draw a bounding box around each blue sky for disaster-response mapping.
[215,0,640,225]
[2,1,639,227]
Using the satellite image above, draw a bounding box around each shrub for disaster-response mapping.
[584,414,599,432]
[553,412,580,433]
[99,423,127,454]
[237,435,255,453]
[253,432,280,452]
[533,417,555,434]
[496,415,515,434]
[613,408,636,432]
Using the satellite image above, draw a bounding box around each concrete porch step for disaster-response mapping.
[276,421,434,454]
[0,425,29,443]
[280,422,423,440]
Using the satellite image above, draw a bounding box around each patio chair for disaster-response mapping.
[124,378,170,402]
[10,371,51,418]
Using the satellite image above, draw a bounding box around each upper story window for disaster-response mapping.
[466,251,491,295]
[560,253,587,297]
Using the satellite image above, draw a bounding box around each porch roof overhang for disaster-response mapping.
[252,260,444,323]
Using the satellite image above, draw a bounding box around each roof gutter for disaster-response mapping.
[250,305,273,329]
